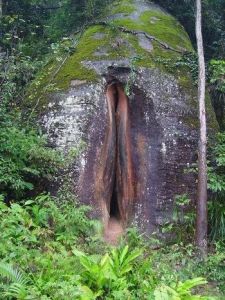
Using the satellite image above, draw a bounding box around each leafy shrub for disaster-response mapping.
[210,60,225,94]
[161,194,195,244]
[208,132,225,242]
[0,263,29,299]
[0,125,62,200]
[208,195,225,241]
[0,47,62,202]
[154,277,208,300]
[72,245,142,297]
[209,60,225,129]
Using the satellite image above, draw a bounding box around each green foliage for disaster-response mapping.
[0,51,42,106]
[162,194,195,243]
[208,132,225,242]
[110,245,142,277]
[125,55,142,96]
[154,277,208,300]
[175,53,199,84]
[0,263,29,286]
[208,133,225,193]
[0,43,65,202]
[203,243,225,293]
[0,192,92,255]
[0,193,96,299]
[210,60,225,94]
[154,0,225,59]
[208,195,225,241]
[0,125,62,199]
[0,263,29,299]
[209,60,225,129]
[72,245,142,297]
[45,0,111,41]
[0,193,223,299]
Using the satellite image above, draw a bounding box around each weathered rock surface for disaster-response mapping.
[28,0,218,233]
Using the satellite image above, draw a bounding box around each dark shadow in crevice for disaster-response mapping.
[106,80,121,222]
[110,177,121,220]
[100,78,134,227]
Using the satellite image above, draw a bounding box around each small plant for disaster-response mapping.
[208,132,225,193]
[72,249,112,294]
[162,194,195,243]
[0,263,30,299]
[72,245,142,296]
[208,196,225,241]
[175,52,199,84]
[125,55,142,96]
[154,277,209,300]
[208,132,225,241]
[154,53,198,84]
[109,245,142,277]
[172,194,192,223]
[209,59,225,130]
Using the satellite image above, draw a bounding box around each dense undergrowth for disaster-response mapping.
[0,193,225,299]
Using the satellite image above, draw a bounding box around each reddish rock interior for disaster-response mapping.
[95,80,135,242]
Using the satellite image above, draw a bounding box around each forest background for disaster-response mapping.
[0,0,225,299]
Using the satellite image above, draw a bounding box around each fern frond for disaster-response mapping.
[0,262,29,286]
[3,282,28,299]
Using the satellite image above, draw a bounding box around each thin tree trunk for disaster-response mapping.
[0,0,2,17]
[195,0,207,257]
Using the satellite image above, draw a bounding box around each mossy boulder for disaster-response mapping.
[26,0,195,105]
[28,0,218,233]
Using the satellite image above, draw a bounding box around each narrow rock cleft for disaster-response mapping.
[95,79,135,233]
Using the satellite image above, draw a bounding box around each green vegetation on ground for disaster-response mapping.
[0,193,224,299]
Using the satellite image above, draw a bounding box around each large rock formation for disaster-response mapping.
[26,0,217,233]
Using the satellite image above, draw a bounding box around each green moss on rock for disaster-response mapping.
[54,26,105,89]
[25,0,199,112]
[111,0,135,15]
[139,11,193,51]
[112,7,193,52]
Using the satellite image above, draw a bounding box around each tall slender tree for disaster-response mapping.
[0,0,2,17]
[195,0,207,256]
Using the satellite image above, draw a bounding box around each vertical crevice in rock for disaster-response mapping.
[115,83,135,225]
[95,79,135,229]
